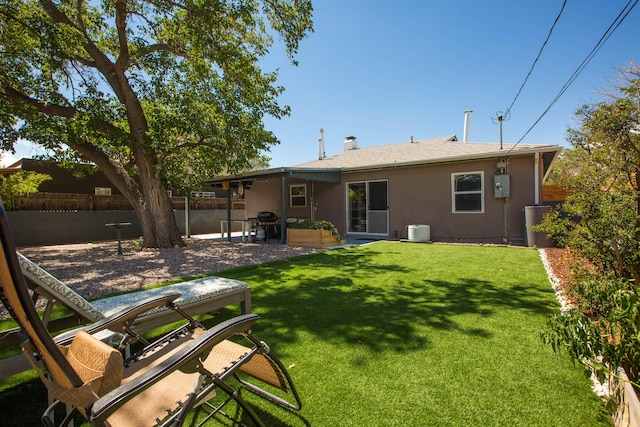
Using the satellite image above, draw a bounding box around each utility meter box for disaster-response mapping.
[494,174,510,198]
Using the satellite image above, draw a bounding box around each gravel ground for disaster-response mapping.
[15,238,321,299]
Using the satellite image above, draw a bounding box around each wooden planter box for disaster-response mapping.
[286,228,341,248]
[611,368,640,427]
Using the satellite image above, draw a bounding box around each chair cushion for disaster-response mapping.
[92,276,249,318]
[64,330,123,397]
[17,252,105,322]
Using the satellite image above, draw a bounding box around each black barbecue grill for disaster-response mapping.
[254,211,280,242]
[257,211,278,223]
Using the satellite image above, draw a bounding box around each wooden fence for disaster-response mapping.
[541,185,570,202]
[13,192,245,211]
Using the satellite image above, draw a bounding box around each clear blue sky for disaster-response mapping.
[261,0,640,166]
[3,0,639,167]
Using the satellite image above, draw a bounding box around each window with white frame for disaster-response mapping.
[290,184,307,207]
[94,187,112,196]
[452,172,484,213]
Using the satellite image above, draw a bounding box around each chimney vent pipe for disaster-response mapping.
[318,128,325,159]
[463,110,473,142]
[344,136,358,151]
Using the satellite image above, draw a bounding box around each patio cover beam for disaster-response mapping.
[209,168,342,185]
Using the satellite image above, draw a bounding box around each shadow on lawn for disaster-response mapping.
[230,247,557,354]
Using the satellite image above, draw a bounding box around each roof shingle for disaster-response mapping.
[294,135,560,171]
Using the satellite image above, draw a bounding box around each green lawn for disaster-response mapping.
[0,242,611,426]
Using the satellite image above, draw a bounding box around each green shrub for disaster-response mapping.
[543,276,640,388]
[287,219,339,238]
[0,171,51,210]
[537,65,640,395]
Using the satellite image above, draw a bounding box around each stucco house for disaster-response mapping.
[214,134,561,246]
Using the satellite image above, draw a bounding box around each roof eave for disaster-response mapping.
[209,167,343,183]
[339,145,563,173]
[208,145,562,179]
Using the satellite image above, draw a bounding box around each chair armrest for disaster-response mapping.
[89,313,260,423]
[54,293,182,346]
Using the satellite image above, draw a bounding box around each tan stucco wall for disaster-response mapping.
[245,152,544,245]
[245,179,280,219]
[244,178,315,220]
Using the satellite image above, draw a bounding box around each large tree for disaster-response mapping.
[0,0,313,247]
[539,63,640,386]
[541,63,640,280]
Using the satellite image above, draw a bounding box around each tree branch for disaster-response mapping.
[75,0,86,31]
[147,0,190,12]
[39,0,77,27]
[39,0,123,101]
[131,43,188,60]
[114,0,130,73]
[65,135,143,204]
[174,139,207,150]
[1,83,76,118]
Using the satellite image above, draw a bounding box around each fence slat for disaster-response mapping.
[541,185,570,202]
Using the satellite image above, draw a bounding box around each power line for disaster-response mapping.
[508,0,639,153]
[504,0,567,117]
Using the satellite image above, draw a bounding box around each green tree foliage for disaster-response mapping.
[541,65,640,280]
[0,0,313,247]
[539,63,640,391]
[543,147,586,186]
[0,170,51,210]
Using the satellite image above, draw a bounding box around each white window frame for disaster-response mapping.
[451,171,484,213]
[191,191,216,199]
[289,184,307,208]
[94,187,112,196]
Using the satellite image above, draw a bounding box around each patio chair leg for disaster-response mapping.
[202,378,265,427]
[169,374,203,426]
[42,400,79,427]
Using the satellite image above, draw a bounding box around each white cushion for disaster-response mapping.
[91,276,249,318]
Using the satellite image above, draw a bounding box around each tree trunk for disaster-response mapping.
[116,151,185,248]
[109,44,185,248]
[66,139,185,248]
[134,167,185,248]
[131,192,184,248]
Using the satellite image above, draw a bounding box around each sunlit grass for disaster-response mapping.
[0,243,611,426]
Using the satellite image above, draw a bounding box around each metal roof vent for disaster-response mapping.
[318,128,326,159]
[344,136,358,151]
[463,110,473,142]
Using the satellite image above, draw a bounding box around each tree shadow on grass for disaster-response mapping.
[227,247,558,355]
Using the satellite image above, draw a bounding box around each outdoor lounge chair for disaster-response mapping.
[12,251,252,340]
[0,203,301,426]
[0,245,252,379]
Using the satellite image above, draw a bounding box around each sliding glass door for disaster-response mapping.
[347,180,388,235]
